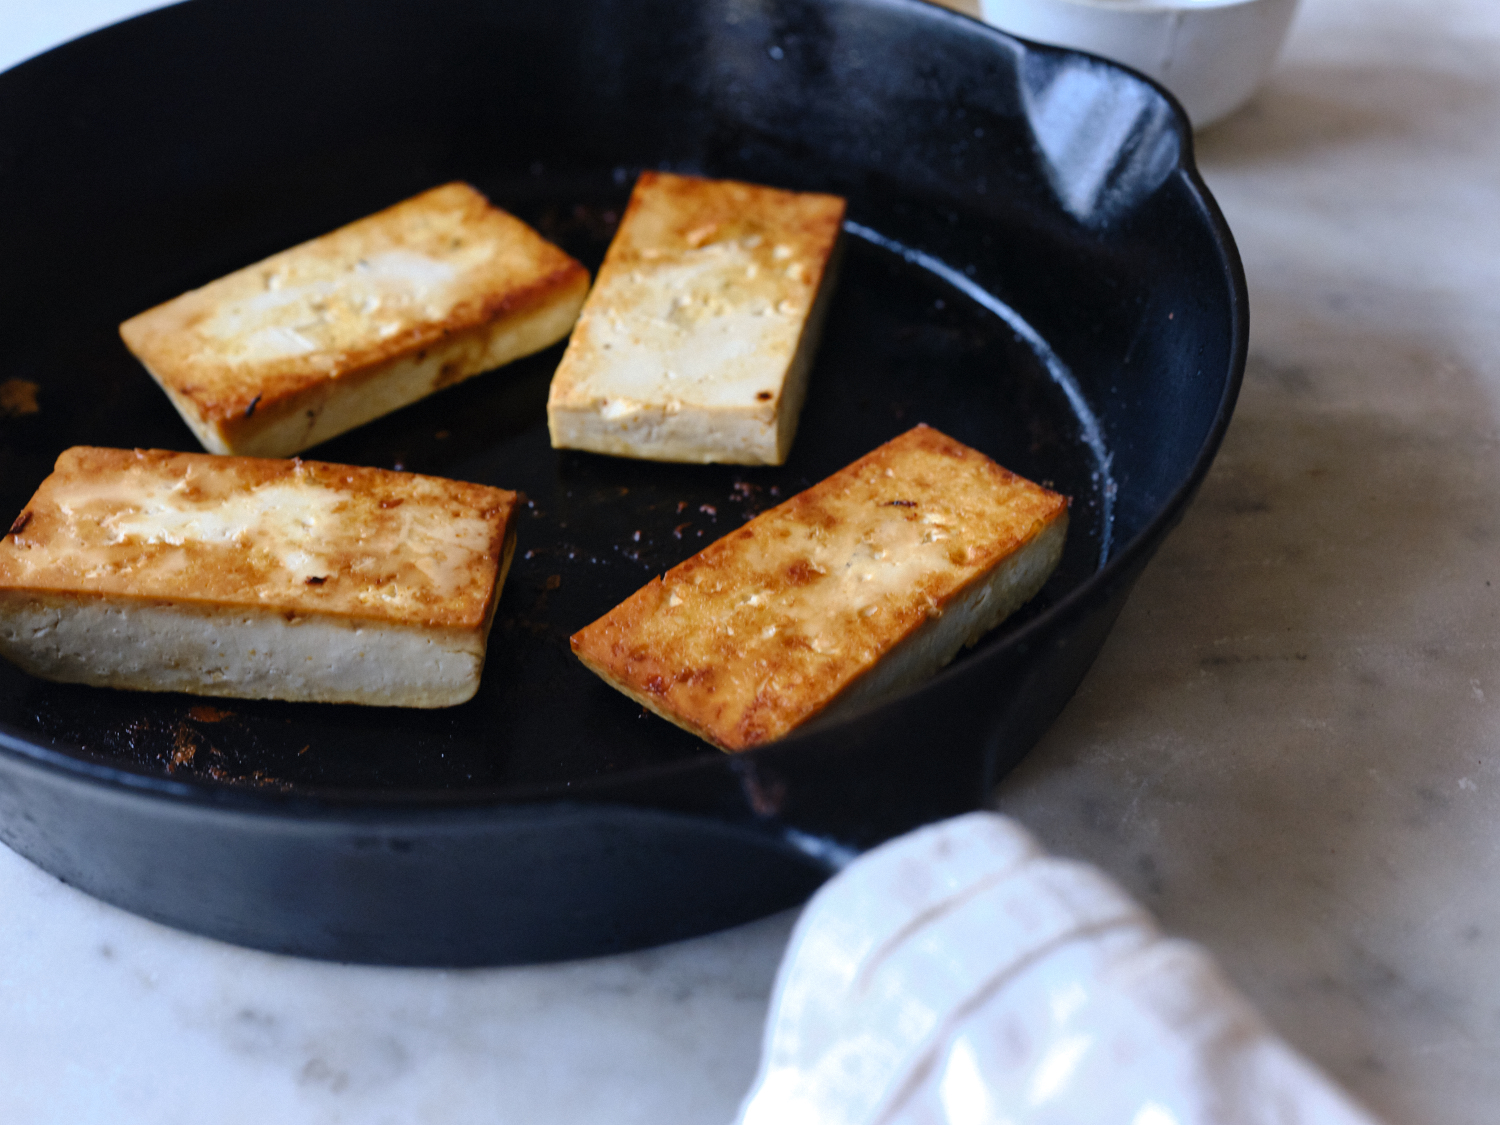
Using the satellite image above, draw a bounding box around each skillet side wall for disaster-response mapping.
[0,743,833,965]
[0,568,1140,966]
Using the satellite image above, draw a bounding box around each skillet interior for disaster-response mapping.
[5,221,1109,792]
[0,0,1244,963]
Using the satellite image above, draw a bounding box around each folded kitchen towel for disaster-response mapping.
[736,812,1382,1125]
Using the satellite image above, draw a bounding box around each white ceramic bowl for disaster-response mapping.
[978,0,1300,127]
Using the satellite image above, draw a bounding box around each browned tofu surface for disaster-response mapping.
[1,447,517,630]
[547,171,846,465]
[120,182,589,457]
[570,425,1069,750]
[591,171,844,269]
[0,448,521,706]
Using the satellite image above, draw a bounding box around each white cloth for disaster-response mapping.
[736,813,1381,1125]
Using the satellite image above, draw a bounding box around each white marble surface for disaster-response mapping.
[996,5,1500,1124]
[1,842,790,1123]
[2,1,1498,1122]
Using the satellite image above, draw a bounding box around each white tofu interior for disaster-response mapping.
[0,447,518,709]
[0,595,487,709]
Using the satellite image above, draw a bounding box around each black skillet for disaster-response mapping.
[0,0,1246,964]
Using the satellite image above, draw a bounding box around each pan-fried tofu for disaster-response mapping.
[547,172,845,465]
[121,183,590,458]
[571,425,1068,750]
[0,447,520,708]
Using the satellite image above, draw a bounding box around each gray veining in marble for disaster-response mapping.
[3,1,1498,1122]
[0,840,794,1123]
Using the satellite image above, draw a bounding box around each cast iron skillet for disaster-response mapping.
[0,0,1245,964]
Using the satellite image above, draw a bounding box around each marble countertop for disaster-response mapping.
[2,1,1496,1122]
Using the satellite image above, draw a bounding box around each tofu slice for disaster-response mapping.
[546,171,846,465]
[0,447,520,708]
[570,425,1068,751]
[120,183,590,458]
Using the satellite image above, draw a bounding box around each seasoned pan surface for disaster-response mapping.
[2,220,1107,793]
[0,0,1244,963]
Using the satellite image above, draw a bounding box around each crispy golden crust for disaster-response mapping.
[120,183,589,451]
[598,171,846,271]
[570,425,1068,751]
[546,171,846,464]
[0,447,519,630]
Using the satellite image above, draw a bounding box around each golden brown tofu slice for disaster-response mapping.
[571,425,1068,750]
[0,447,520,707]
[120,183,590,458]
[547,171,846,465]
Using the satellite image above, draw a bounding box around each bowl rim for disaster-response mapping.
[980,0,1290,16]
